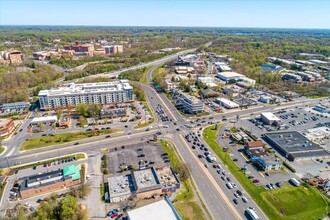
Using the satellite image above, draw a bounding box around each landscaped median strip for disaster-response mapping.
[20,128,122,151]
[202,125,330,220]
[159,139,208,220]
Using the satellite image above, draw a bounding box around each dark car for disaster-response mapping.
[74,142,79,145]
[233,198,238,204]
[198,154,203,158]
[236,190,243,196]
[164,160,170,163]
[105,135,111,138]
[138,154,145,157]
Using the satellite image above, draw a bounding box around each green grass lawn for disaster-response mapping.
[0,146,4,155]
[159,139,206,220]
[203,125,330,220]
[21,129,121,150]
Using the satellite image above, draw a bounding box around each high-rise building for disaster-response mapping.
[38,80,133,110]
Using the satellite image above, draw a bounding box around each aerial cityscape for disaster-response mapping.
[0,0,330,220]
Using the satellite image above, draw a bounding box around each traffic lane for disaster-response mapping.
[0,131,157,169]
[173,139,239,220]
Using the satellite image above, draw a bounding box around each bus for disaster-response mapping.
[245,208,259,220]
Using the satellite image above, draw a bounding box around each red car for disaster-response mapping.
[252,179,260,183]
[111,212,119,218]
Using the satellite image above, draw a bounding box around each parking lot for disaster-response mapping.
[234,106,330,179]
[106,142,170,174]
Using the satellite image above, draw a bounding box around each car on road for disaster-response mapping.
[252,179,260,183]
[242,197,248,203]
[232,183,237,188]
[234,192,239,198]
[276,182,283,188]
[74,142,79,145]
[233,198,238,204]
[105,135,111,138]
[221,175,226,180]
[226,177,231,181]
[204,164,209,168]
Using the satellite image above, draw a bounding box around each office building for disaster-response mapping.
[108,175,134,203]
[197,76,217,87]
[38,80,133,110]
[264,131,329,161]
[103,45,124,54]
[179,94,204,114]
[256,156,282,171]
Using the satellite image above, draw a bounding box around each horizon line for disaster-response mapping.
[0,24,330,30]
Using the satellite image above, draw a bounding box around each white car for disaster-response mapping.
[232,183,237,188]
[242,197,248,203]
[24,202,31,207]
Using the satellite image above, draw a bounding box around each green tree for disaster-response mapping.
[78,116,87,127]
[59,195,78,220]
[76,103,88,117]
[37,122,45,132]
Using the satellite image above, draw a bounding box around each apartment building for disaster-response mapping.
[38,80,133,110]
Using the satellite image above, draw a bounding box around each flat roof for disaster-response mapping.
[132,168,160,192]
[108,175,133,198]
[31,116,57,123]
[216,98,239,108]
[261,112,281,121]
[216,71,243,78]
[258,156,281,165]
[128,199,181,220]
[265,131,329,158]
[63,165,80,181]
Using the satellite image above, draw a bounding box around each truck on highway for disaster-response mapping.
[245,208,259,220]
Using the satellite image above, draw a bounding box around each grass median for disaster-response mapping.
[21,129,121,151]
[203,125,330,220]
[159,139,206,220]
[0,146,4,155]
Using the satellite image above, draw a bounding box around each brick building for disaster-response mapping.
[19,165,81,199]
[64,42,94,53]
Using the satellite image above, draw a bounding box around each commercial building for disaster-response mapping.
[260,112,281,126]
[164,79,176,91]
[127,197,182,220]
[132,168,162,199]
[108,175,134,203]
[100,108,127,119]
[31,116,58,125]
[58,116,71,127]
[19,165,81,199]
[255,156,282,171]
[216,72,256,85]
[197,76,217,87]
[107,166,180,203]
[174,66,195,74]
[304,126,330,143]
[244,141,268,159]
[64,42,94,53]
[178,94,204,114]
[38,80,133,110]
[215,62,232,72]
[0,118,15,138]
[223,85,245,98]
[281,73,302,83]
[261,64,285,72]
[264,131,329,161]
[0,102,30,111]
[200,89,220,98]
[215,98,239,109]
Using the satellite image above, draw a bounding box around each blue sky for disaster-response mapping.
[0,0,329,28]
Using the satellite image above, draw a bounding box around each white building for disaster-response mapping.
[215,62,232,72]
[215,98,239,109]
[31,116,58,125]
[165,79,176,91]
[38,80,133,110]
[179,94,204,114]
[197,76,217,87]
[108,175,132,203]
[260,112,281,125]
[216,72,256,85]
[304,126,330,143]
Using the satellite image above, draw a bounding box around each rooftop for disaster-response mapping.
[261,112,281,121]
[246,141,264,148]
[38,80,132,97]
[216,71,243,78]
[63,165,80,181]
[132,168,161,193]
[258,155,281,165]
[108,175,133,198]
[265,131,329,158]
[128,199,181,220]
[0,118,13,128]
